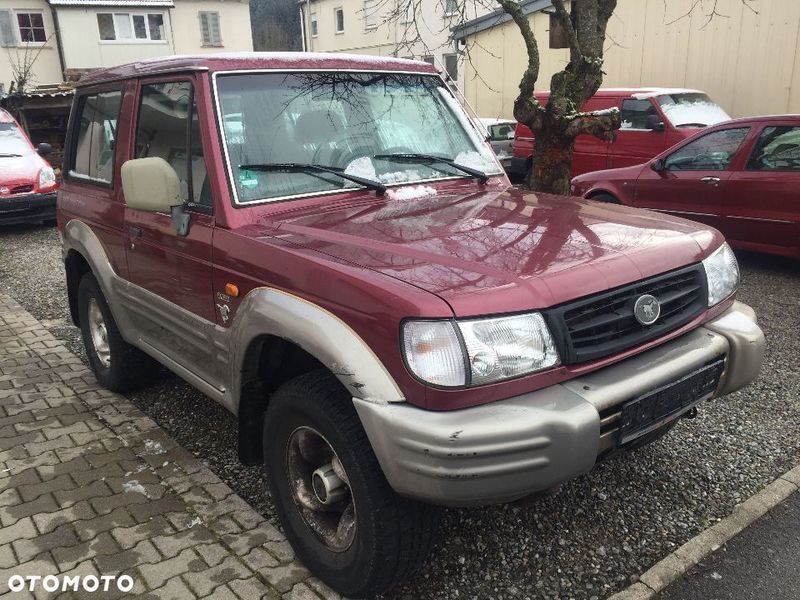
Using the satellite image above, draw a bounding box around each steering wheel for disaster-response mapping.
[313,132,377,167]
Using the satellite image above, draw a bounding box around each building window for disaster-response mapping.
[334,7,344,33]
[96,13,164,41]
[445,0,459,15]
[400,0,412,23]
[421,55,435,66]
[16,12,46,42]
[199,11,222,46]
[310,13,318,37]
[364,0,378,29]
[443,53,458,82]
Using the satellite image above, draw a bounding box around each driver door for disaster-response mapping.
[632,127,750,231]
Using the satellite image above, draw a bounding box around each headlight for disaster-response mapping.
[38,166,56,192]
[702,242,739,306]
[402,313,560,388]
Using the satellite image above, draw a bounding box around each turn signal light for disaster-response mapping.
[225,283,240,298]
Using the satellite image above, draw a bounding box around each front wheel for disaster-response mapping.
[263,370,438,598]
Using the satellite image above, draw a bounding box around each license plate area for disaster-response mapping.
[619,358,726,445]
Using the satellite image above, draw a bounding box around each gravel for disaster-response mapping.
[1,223,798,600]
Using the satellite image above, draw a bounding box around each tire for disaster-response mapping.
[263,370,439,598]
[77,273,158,392]
[590,192,619,204]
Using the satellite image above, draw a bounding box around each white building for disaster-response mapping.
[298,0,490,92]
[1,0,253,91]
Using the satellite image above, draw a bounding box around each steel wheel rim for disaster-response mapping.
[286,426,356,552]
[87,298,111,368]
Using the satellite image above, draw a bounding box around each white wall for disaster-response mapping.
[171,0,253,55]
[0,0,63,89]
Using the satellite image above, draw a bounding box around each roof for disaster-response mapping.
[532,87,705,98]
[452,0,553,40]
[77,52,438,87]
[48,0,174,6]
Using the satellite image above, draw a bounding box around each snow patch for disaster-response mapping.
[122,480,148,496]
[386,185,437,201]
[143,439,166,455]
[660,100,730,127]
[379,169,421,184]
[454,151,493,171]
[187,517,203,528]
[344,157,377,180]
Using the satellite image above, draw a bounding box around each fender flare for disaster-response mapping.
[228,287,405,411]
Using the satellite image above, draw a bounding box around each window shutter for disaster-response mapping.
[210,12,221,45]
[0,10,16,47]
[200,11,221,46]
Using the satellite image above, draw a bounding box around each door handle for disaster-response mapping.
[129,226,143,238]
[700,176,721,185]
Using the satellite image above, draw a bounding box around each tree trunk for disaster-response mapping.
[527,116,575,195]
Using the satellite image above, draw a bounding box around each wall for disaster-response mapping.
[462,0,800,119]
[0,0,63,89]
[300,0,491,91]
[170,0,252,55]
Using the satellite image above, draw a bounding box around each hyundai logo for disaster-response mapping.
[633,294,661,326]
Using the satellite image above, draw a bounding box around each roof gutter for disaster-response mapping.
[47,4,67,82]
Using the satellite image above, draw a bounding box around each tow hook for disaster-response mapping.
[682,407,699,420]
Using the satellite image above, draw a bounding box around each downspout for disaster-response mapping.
[299,5,306,51]
[306,0,312,51]
[48,4,67,82]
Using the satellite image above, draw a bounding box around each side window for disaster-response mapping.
[620,98,659,130]
[71,90,122,184]
[746,126,800,172]
[135,81,210,208]
[664,127,749,171]
[488,124,513,141]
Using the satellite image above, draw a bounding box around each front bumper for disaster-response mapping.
[0,192,57,225]
[355,301,764,506]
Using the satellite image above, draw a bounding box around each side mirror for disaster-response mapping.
[651,158,666,172]
[645,115,665,132]
[121,157,189,236]
[36,142,53,156]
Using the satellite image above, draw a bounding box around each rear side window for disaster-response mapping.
[620,98,659,130]
[664,127,749,171]
[488,123,514,141]
[135,81,209,208]
[746,126,800,172]
[71,90,122,184]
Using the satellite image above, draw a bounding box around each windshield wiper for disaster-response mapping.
[0,153,23,158]
[239,162,386,196]
[373,153,489,183]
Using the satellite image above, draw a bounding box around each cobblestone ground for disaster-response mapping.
[0,293,337,600]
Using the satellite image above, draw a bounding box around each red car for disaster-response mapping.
[571,115,800,259]
[509,88,731,179]
[0,108,58,225]
[57,54,763,597]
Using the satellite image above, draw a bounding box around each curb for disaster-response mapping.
[607,463,800,600]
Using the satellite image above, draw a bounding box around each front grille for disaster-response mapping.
[10,184,34,195]
[545,264,707,364]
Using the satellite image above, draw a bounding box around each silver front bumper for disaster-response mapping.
[354,301,764,506]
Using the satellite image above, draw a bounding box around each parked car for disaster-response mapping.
[58,54,763,598]
[0,108,58,225]
[509,88,731,179]
[571,115,800,259]
[480,117,516,170]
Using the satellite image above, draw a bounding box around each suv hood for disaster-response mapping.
[264,187,722,316]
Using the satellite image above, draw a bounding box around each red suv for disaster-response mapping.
[571,115,800,259]
[509,88,731,179]
[0,108,58,225]
[57,55,763,598]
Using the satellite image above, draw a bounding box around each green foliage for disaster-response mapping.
[250,0,301,51]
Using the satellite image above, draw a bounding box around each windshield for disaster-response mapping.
[656,93,730,128]
[215,72,501,204]
[0,122,33,156]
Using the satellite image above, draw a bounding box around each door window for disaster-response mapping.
[71,90,123,184]
[746,126,800,172]
[619,98,659,130]
[135,81,210,208]
[664,127,749,171]
[488,123,514,141]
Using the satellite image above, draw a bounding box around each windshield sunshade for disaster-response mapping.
[215,72,500,204]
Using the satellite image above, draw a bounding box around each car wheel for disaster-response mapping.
[77,273,158,392]
[263,370,439,598]
[590,193,619,204]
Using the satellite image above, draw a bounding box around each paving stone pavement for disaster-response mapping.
[0,293,339,600]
